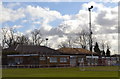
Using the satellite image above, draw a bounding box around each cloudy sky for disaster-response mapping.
[0,1,119,54]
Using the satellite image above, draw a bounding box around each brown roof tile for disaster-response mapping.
[3,45,61,55]
[58,48,97,55]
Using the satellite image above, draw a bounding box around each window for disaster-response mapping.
[87,58,91,65]
[94,58,98,65]
[8,58,15,66]
[60,57,67,63]
[78,58,84,63]
[39,57,46,60]
[50,57,57,63]
[78,58,81,62]
[15,57,23,64]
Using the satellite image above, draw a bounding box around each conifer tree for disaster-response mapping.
[94,42,101,57]
[106,44,111,57]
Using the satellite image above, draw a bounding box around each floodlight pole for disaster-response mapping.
[88,6,93,65]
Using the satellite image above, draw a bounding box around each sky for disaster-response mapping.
[0,1,119,55]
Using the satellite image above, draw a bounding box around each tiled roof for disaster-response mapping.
[58,48,97,55]
[3,45,61,55]
[111,54,120,57]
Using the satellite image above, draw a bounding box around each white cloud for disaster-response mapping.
[96,7,118,26]
[58,20,83,33]
[25,5,64,33]
[25,2,118,54]
[94,33,118,55]
[2,2,118,54]
[80,1,118,35]
[49,2,118,54]
[40,24,52,32]
[22,20,28,23]
[26,29,32,34]
[46,27,64,36]
[33,21,41,24]
[47,35,68,49]
[26,5,62,23]
[0,4,25,23]
[62,15,72,20]
[13,25,24,29]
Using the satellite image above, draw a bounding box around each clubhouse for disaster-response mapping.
[2,45,119,67]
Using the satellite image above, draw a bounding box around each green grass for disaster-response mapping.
[2,66,119,77]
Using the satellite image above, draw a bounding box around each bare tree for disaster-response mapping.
[106,42,111,57]
[106,44,111,57]
[58,42,68,48]
[2,27,16,48]
[100,40,106,56]
[106,43,111,49]
[67,36,74,48]
[58,36,74,48]
[2,28,44,47]
[31,29,44,45]
[74,30,89,49]
[100,41,111,57]
[16,35,30,45]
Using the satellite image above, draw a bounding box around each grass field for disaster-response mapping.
[2,66,119,77]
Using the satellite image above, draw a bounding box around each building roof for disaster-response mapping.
[111,54,120,57]
[3,44,61,55]
[58,48,97,55]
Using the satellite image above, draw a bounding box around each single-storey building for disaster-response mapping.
[58,48,99,66]
[2,45,119,68]
[3,45,70,67]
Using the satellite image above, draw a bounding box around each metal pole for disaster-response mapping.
[88,6,93,65]
[88,6,93,52]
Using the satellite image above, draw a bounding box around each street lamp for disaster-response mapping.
[88,6,93,65]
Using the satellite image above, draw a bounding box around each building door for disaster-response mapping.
[70,56,76,67]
